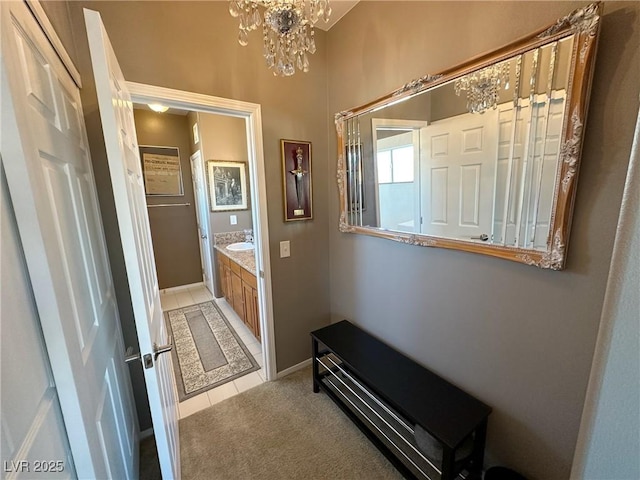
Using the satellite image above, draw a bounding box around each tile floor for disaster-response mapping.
[160,283,265,419]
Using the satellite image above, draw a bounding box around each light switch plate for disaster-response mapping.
[280,240,290,258]
[230,215,237,225]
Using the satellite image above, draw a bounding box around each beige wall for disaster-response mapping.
[133,109,202,289]
[328,2,639,479]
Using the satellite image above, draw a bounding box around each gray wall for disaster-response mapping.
[133,109,202,289]
[327,2,639,479]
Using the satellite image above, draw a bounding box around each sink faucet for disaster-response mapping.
[243,229,253,243]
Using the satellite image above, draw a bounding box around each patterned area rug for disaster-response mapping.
[165,301,259,402]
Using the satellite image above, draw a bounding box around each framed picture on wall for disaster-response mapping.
[281,139,313,221]
[206,160,248,211]
[139,145,184,196]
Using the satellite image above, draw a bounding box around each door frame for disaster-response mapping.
[371,118,429,230]
[127,82,276,381]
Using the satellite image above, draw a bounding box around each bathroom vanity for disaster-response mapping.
[216,248,260,341]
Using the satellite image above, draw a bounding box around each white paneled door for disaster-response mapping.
[191,150,215,295]
[84,8,180,480]
[1,1,137,479]
[421,109,498,241]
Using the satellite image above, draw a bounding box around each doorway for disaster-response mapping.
[127,83,276,418]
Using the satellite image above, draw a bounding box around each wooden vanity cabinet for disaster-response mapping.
[216,251,260,341]
[242,268,260,341]
[218,253,231,301]
[229,260,245,320]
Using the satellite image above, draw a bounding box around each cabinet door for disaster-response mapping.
[231,271,245,321]
[223,264,233,303]
[243,282,256,337]
[252,287,260,341]
[217,259,227,298]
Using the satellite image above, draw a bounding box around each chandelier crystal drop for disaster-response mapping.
[229,0,331,76]
[454,62,511,114]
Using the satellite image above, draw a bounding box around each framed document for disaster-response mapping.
[139,146,184,196]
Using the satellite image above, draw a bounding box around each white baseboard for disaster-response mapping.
[140,428,154,440]
[277,358,312,379]
[161,282,203,294]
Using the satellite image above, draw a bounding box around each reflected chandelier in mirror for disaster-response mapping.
[335,3,602,270]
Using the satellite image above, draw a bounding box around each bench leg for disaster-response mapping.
[441,447,455,480]
[468,419,488,479]
[312,338,320,393]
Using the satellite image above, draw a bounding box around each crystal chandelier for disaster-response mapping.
[454,62,510,114]
[229,0,331,76]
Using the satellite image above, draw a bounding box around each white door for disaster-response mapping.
[421,109,498,241]
[493,93,566,249]
[190,150,214,294]
[84,8,180,479]
[1,168,76,479]
[1,2,137,479]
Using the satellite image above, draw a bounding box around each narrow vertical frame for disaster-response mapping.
[281,139,313,221]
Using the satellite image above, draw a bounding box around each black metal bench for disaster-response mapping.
[311,320,492,480]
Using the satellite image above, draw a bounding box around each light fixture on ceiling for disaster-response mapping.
[454,62,510,114]
[148,103,169,113]
[229,0,332,77]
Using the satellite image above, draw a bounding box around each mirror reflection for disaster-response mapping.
[344,35,575,251]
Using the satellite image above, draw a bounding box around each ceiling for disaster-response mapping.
[315,0,359,31]
[133,103,190,116]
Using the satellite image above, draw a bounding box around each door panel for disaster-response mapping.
[1,167,75,480]
[1,2,137,478]
[493,95,565,248]
[190,151,214,294]
[84,8,180,479]
[422,109,498,240]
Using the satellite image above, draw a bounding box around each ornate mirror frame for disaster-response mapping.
[335,3,602,270]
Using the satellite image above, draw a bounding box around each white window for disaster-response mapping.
[377,145,414,183]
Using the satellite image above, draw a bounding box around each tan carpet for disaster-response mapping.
[179,367,404,480]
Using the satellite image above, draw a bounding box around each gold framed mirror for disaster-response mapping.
[335,3,602,270]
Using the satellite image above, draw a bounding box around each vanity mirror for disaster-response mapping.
[336,3,602,270]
